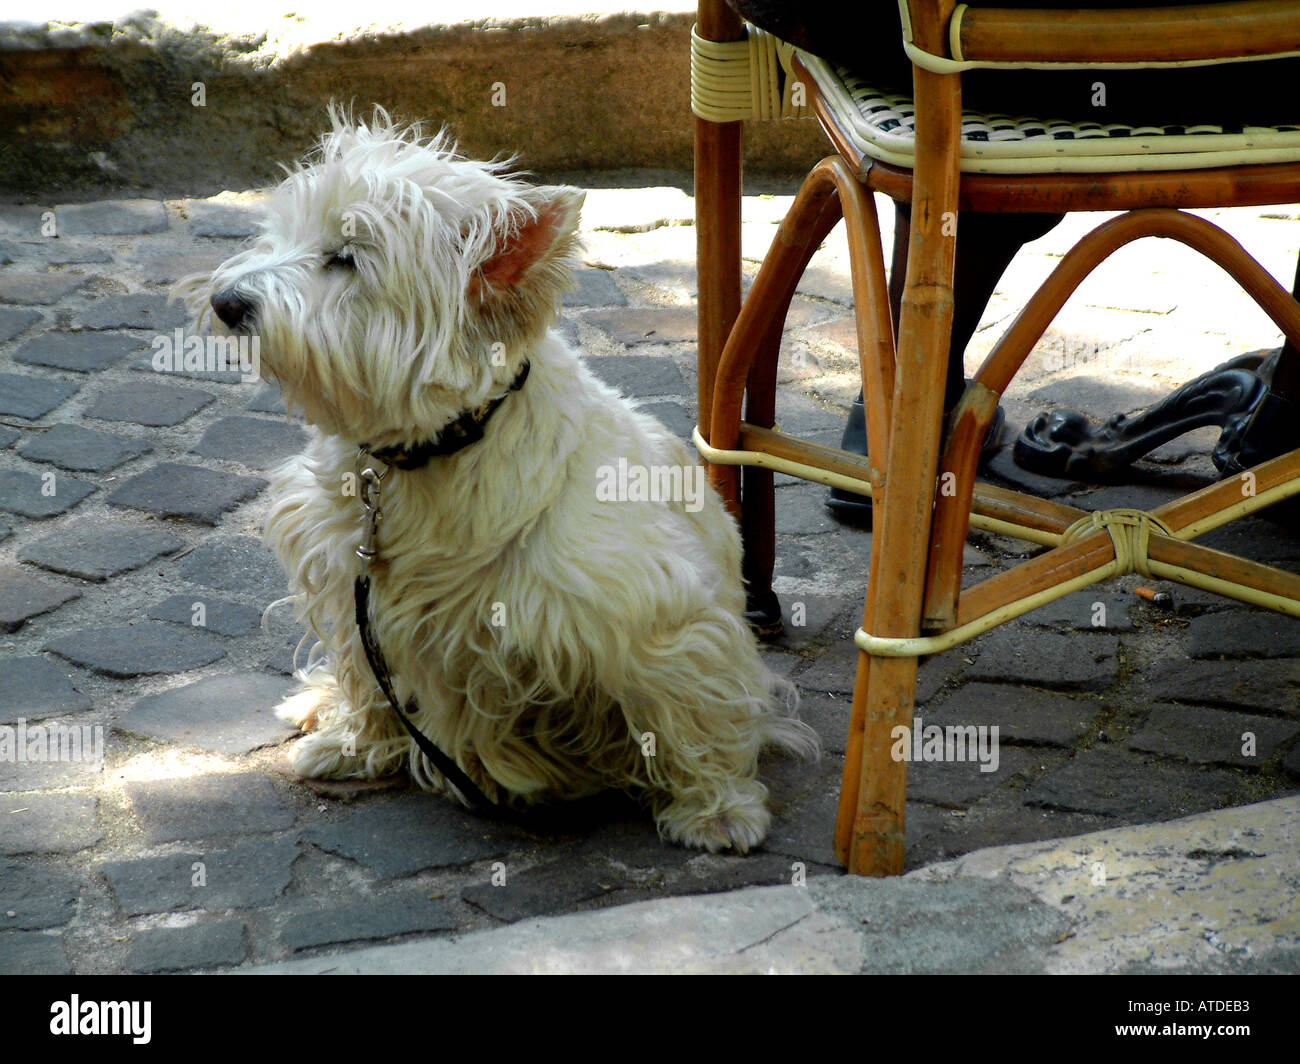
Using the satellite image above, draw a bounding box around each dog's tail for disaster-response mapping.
[763,674,821,760]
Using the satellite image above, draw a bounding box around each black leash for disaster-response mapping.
[351,445,516,819]
[353,570,502,813]
[353,571,625,833]
[347,376,609,832]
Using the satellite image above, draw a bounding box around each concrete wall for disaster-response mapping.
[0,11,828,199]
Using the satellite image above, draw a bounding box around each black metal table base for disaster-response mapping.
[1014,349,1300,524]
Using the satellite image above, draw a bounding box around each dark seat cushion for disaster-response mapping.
[727,0,1300,127]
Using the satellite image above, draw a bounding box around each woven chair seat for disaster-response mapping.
[802,51,1300,174]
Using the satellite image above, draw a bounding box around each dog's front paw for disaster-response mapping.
[284,728,363,780]
[275,685,331,732]
[657,784,772,854]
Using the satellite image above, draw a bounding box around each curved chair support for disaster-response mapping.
[922,207,1300,627]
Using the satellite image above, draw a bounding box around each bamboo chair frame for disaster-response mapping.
[694,0,1300,875]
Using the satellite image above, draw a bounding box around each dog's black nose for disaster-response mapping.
[211,289,254,330]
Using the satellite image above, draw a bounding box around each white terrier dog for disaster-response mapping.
[179,109,817,852]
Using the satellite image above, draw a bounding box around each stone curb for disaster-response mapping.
[241,794,1300,974]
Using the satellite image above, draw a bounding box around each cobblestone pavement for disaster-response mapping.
[0,186,1298,974]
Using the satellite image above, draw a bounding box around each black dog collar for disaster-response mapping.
[361,361,531,470]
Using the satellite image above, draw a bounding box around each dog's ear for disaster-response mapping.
[470,187,585,301]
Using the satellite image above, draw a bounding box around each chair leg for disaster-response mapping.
[836,66,964,876]
[705,162,844,630]
[693,0,743,511]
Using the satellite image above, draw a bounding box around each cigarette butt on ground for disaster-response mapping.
[1135,586,1173,607]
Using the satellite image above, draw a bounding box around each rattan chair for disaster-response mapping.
[692,1,1300,875]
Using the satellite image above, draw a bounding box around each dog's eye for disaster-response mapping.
[324,248,356,270]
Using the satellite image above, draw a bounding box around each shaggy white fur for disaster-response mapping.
[178,108,818,852]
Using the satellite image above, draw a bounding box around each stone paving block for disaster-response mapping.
[0,657,91,724]
[0,426,17,449]
[1025,590,1134,632]
[461,858,615,923]
[246,385,288,414]
[128,243,234,285]
[767,592,856,652]
[0,932,70,974]
[261,627,313,676]
[1127,703,1299,768]
[280,894,455,951]
[759,773,846,868]
[0,519,8,543]
[1187,516,1300,565]
[73,292,188,331]
[929,791,1115,863]
[563,267,626,307]
[303,794,515,878]
[107,462,266,524]
[674,850,825,899]
[0,241,110,267]
[584,354,685,397]
[186,199,262,238]
[129,351,251,384]
[1146,657,1300,715]
[0,307,40,342]
[119,673,295,755]
[927,683,1102,748]
[0,372,78,419]
[0,793,100,854]
[147,594,261,636]
[16,423,151,472]
[55,199,167,236]
[966,627,1120,692]
[0,857,80,929]
[0,205,45,238]
[0,751,103,794]
[124,773,294,843]
[101,836,299,915]
[774,391,847,436]
[0,568,81,633]
[1186,610,1300,660]
[1023,746,1240,821]
[633,400,694,441]
[19,522,184,581]
[906,747,1039,808]
[180,536,287,603]
[46,622,225,678]
[792,639,860,697]
[126,919,246,973]
[775,482,840,535]
[794,692,851,755]
[584,307,696,346]
[0,270,86,305]
[42,244,113,265]
[0,469,96,519]
[190,415,306,468]
[794,637,961,703]
[86,381,215,427]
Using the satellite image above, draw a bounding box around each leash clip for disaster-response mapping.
[355,452,388,574]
